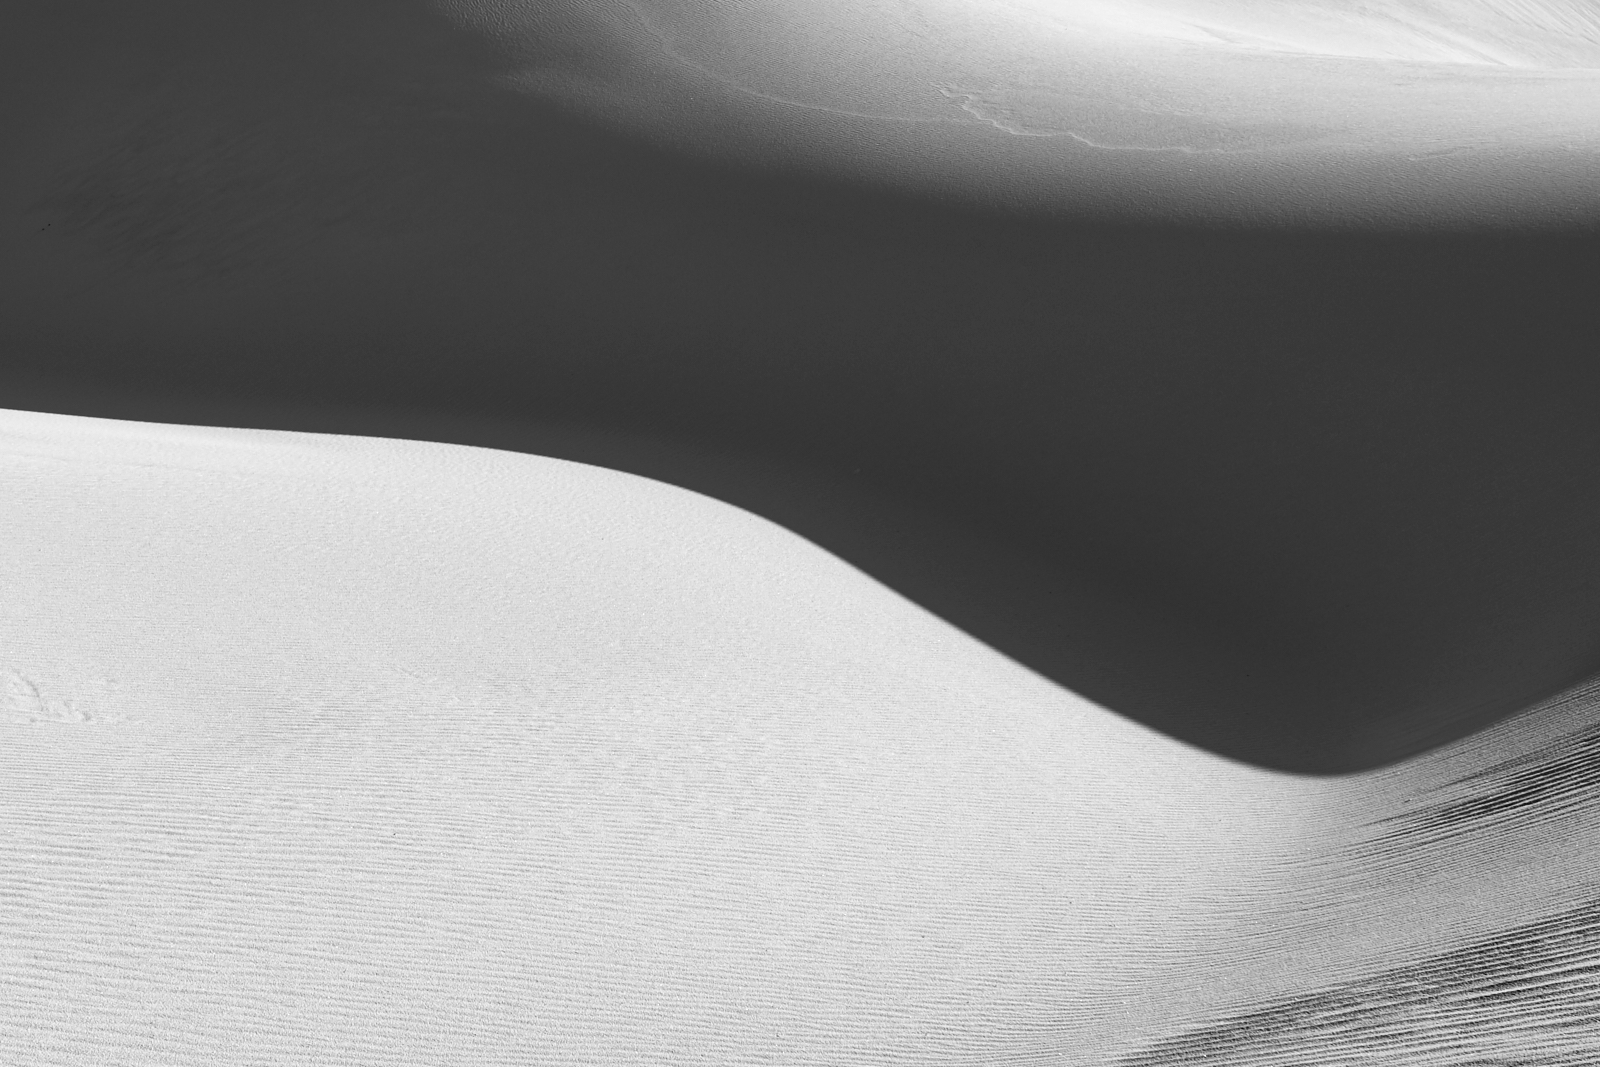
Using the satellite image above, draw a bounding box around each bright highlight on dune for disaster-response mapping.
[1024,0,1600,66]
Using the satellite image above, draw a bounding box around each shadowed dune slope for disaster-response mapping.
[4,0,1600,772]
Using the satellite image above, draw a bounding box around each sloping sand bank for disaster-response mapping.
[3,409,1597,1065]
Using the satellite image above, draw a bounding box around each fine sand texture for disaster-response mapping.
[4,0,1600,773]
[3,408,1599,1065]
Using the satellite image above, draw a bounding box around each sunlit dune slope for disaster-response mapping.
[3,409,1598,1065]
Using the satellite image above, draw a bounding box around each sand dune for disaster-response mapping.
[5,0,1600,772]
[2,409,1598,1064]
[2,2,1599,1056]
[455,0,1600,219]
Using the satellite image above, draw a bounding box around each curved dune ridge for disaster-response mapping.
[2,409,1598,1065]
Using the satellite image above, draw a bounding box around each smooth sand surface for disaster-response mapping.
[3,409,1598,1064]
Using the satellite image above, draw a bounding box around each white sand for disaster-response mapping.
[3,408,1597,1064]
